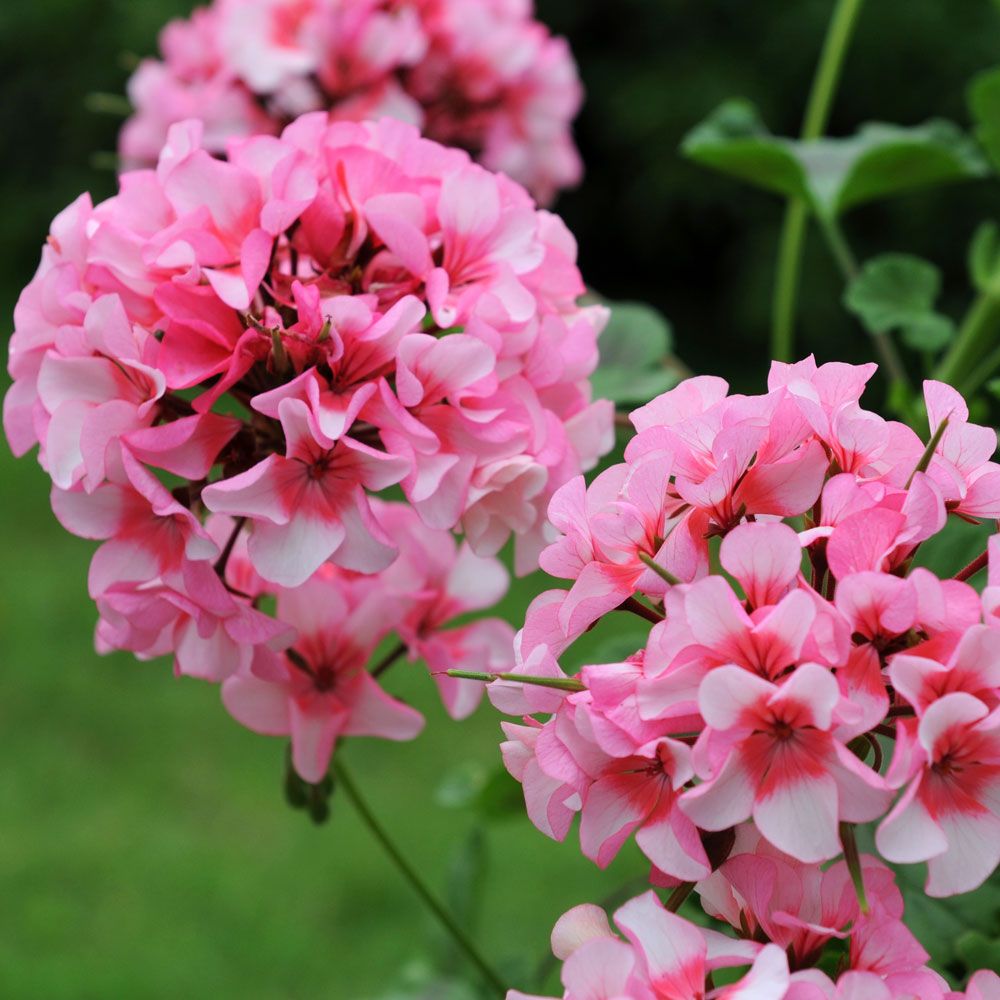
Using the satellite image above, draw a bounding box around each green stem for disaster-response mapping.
[818,216,859,282]
[445,669,586,692]
[638,551,680,586]
[839,822,870,915]
[959,340,1000,399]
[820,216,911,390]
[905,416,949,488]
[935,290,1000,389]
[770,0,867,361]
[333,760,507,997]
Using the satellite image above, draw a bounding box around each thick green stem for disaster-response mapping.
[935,290,1000,390]
[770,0,867,361]
[333,760,507,997]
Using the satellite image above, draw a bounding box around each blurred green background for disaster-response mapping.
[4,0,1000,996]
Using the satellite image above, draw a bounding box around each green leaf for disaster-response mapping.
[474,766,524,822]
[968,66,1000,173]
[913,516,993,584]
[843,253,955,352]
[435,761,489,810]
[896,865,1000,975]
[435,762,524,822]
[683,100,988,220]
[592,300,679,404]
[969,221,1000,294]
[445,828,488,934]
[957,931,1000,977]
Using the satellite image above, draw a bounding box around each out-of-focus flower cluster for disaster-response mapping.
[485,358,1000,996]
[120,0,583,206]
[3,112,610,780]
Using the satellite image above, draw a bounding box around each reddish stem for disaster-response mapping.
[955,549,989,583]
[616,596,665,624]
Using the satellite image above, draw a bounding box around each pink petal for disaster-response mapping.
[720,521,803,607]
[342,674,424,742]
[614,890,706,996]
[551,904,615,960]
[753,767,840,863]
[221,675,291,736]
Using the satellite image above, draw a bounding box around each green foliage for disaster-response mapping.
[968,66,1000,173]
[957,931,1000,977]
[843,253,955,351]
[968,220,1000,294]
[897,865,1000,979]
[912,516,992,580]
[436,762,524,822]
[683,100,988,221]
[592,300,678,404]
[445,828,488,942]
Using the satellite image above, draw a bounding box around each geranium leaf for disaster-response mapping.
[683,100,987,220]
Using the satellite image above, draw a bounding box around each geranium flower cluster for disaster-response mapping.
[3,112,611,780]
[120,0,583,206]
[514,854,1000,998]
[484,358,1000,995]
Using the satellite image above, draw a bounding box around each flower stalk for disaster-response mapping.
[771,0,867,362]
[333,759,507,997]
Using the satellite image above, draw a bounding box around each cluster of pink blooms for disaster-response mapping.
[486,358,1000,996]
[513,872,1000,999]
[3,111,610,781]
[120,0,583,206]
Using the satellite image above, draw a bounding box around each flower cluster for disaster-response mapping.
[485,358,1000,994]
[515,861,1000,999]
[3,113,610,779]
[120,0,583,206]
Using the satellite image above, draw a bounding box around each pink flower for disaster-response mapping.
[576,736,711,882]
[681,664,890,862]
[923,380,1000,519]
[375,501,515,718]
[202,397,409,585]
[540,454,707,640]
[222,564,424,782]
[119,0,583,204]
[509,890,786,1000]
[699,831,904,969]
[953,971,1000,1000]
[95,559,292,682]
[876,691,1000,896]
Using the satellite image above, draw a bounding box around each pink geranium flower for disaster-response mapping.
[876,691,1000,896]
[682,664,890,862]
[119,0,583,204]
[222,564,424,782]
[509,890,787,1000]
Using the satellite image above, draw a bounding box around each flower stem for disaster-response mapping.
[616,595,665,624]
[664,881,696,913]
[214,517,247,578]
[955,548,989,583]
[819,217,911,390]
[370,641,407,679]
[770,0,867,361]
[333,759,507,997]
[905,417,948,488]
[936,289,1000,390]
[839,822,870,915]
[638,551,681,586]
[444,669,586,692]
